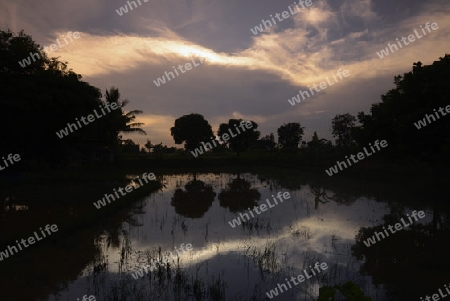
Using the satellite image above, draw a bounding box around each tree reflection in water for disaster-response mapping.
[171,176,216,218]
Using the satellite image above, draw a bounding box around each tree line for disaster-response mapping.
[163,54,450,171]
[1,29,449,170]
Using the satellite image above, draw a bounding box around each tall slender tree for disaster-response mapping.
[101,87,146,151]
[331,113,357,147]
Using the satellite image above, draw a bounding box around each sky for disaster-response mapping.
[1,0,449,147]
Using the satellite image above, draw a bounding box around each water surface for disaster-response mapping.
[41,172,444,301]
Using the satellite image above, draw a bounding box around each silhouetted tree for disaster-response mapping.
[1,30,101,164]
[307,132,332,149]
[119,139,140,154]
[0,30,145,165]
[105,87,146,134]
[144,140,153,152]
[217,119,260,157]
[255,133,276,150]
[308,132,320,148]
[331,113,357,147]
[170,113,213,152]
[277,122,304,149]
[0,29,51,75]
[354,54,450,169]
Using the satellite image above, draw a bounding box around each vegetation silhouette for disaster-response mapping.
[170,113,214,153]
[277,122,305,149]
[218,175,261,212]
[2,28,450,300]
[354,55,450,167]
[309,183,333,210]
[171,177,216,218]
[308,131,331,148]
[0,29,145,166]
[331,113,357,148]
[2,27,450,178]
[317,281,372,301]
[254,132,276,150]
[217,119,260,157]
[351,207,450,300]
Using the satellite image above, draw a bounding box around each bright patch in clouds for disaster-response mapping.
[3,0,449,147]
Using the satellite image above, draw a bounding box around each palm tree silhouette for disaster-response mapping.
[104,87,146,135]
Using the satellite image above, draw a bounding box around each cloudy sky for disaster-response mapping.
[1,0,449,147]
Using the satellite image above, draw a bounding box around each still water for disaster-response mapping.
[41,172,444,301]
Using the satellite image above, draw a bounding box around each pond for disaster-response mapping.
[33,171,447,301]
